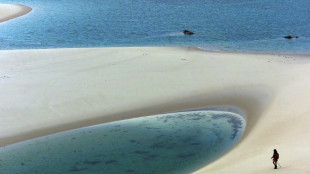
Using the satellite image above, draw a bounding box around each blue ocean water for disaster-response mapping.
[0,111,245,174]
[0,0,309,53]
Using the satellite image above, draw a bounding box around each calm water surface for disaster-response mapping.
[0,111,245,174]
[0,0,309,53]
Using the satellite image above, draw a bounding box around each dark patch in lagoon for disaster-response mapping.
[145,126,160,130]
[182,137,194,143]
[166,146,174,150]
[145,154,157,160]
[177,153,196,158]
[191,142,201,146]
[149,143,166,149]
[105,160,117,164]
[134,151,149,154]
[211,114,243,139]
[188,117,202,120]
[84,160,102,165]
[69,166,88,172]
[156,134,165,139]
[129,139,137,143]
[110,129,121,132]
[94,154,106,158]
[126,169,135,173]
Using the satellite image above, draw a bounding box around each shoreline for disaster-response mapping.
[1,47,310,173]
[0,4,32,23]
[3,45,310,56]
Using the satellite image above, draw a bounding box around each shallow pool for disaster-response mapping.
[0,111,245,174]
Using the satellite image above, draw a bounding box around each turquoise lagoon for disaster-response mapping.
[0,0,309,53]
[0,111,245,173]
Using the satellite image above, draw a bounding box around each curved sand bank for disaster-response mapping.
[1,47,310,173]
[0,4,32,23]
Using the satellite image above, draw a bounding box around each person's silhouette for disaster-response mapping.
[271,149,279,169]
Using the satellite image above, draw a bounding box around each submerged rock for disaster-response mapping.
[284,35,299,39]
[183,30,194,35]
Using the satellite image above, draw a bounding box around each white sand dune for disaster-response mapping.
[1,47,310,173]
[0,4,31,23]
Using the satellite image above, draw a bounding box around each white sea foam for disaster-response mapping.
[166,32,184,37]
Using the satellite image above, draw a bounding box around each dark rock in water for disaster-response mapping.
[284,35,293,39]
[284,35,298,39]
[183,30,194,35]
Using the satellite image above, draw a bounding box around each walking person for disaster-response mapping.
[271,149,279,169]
